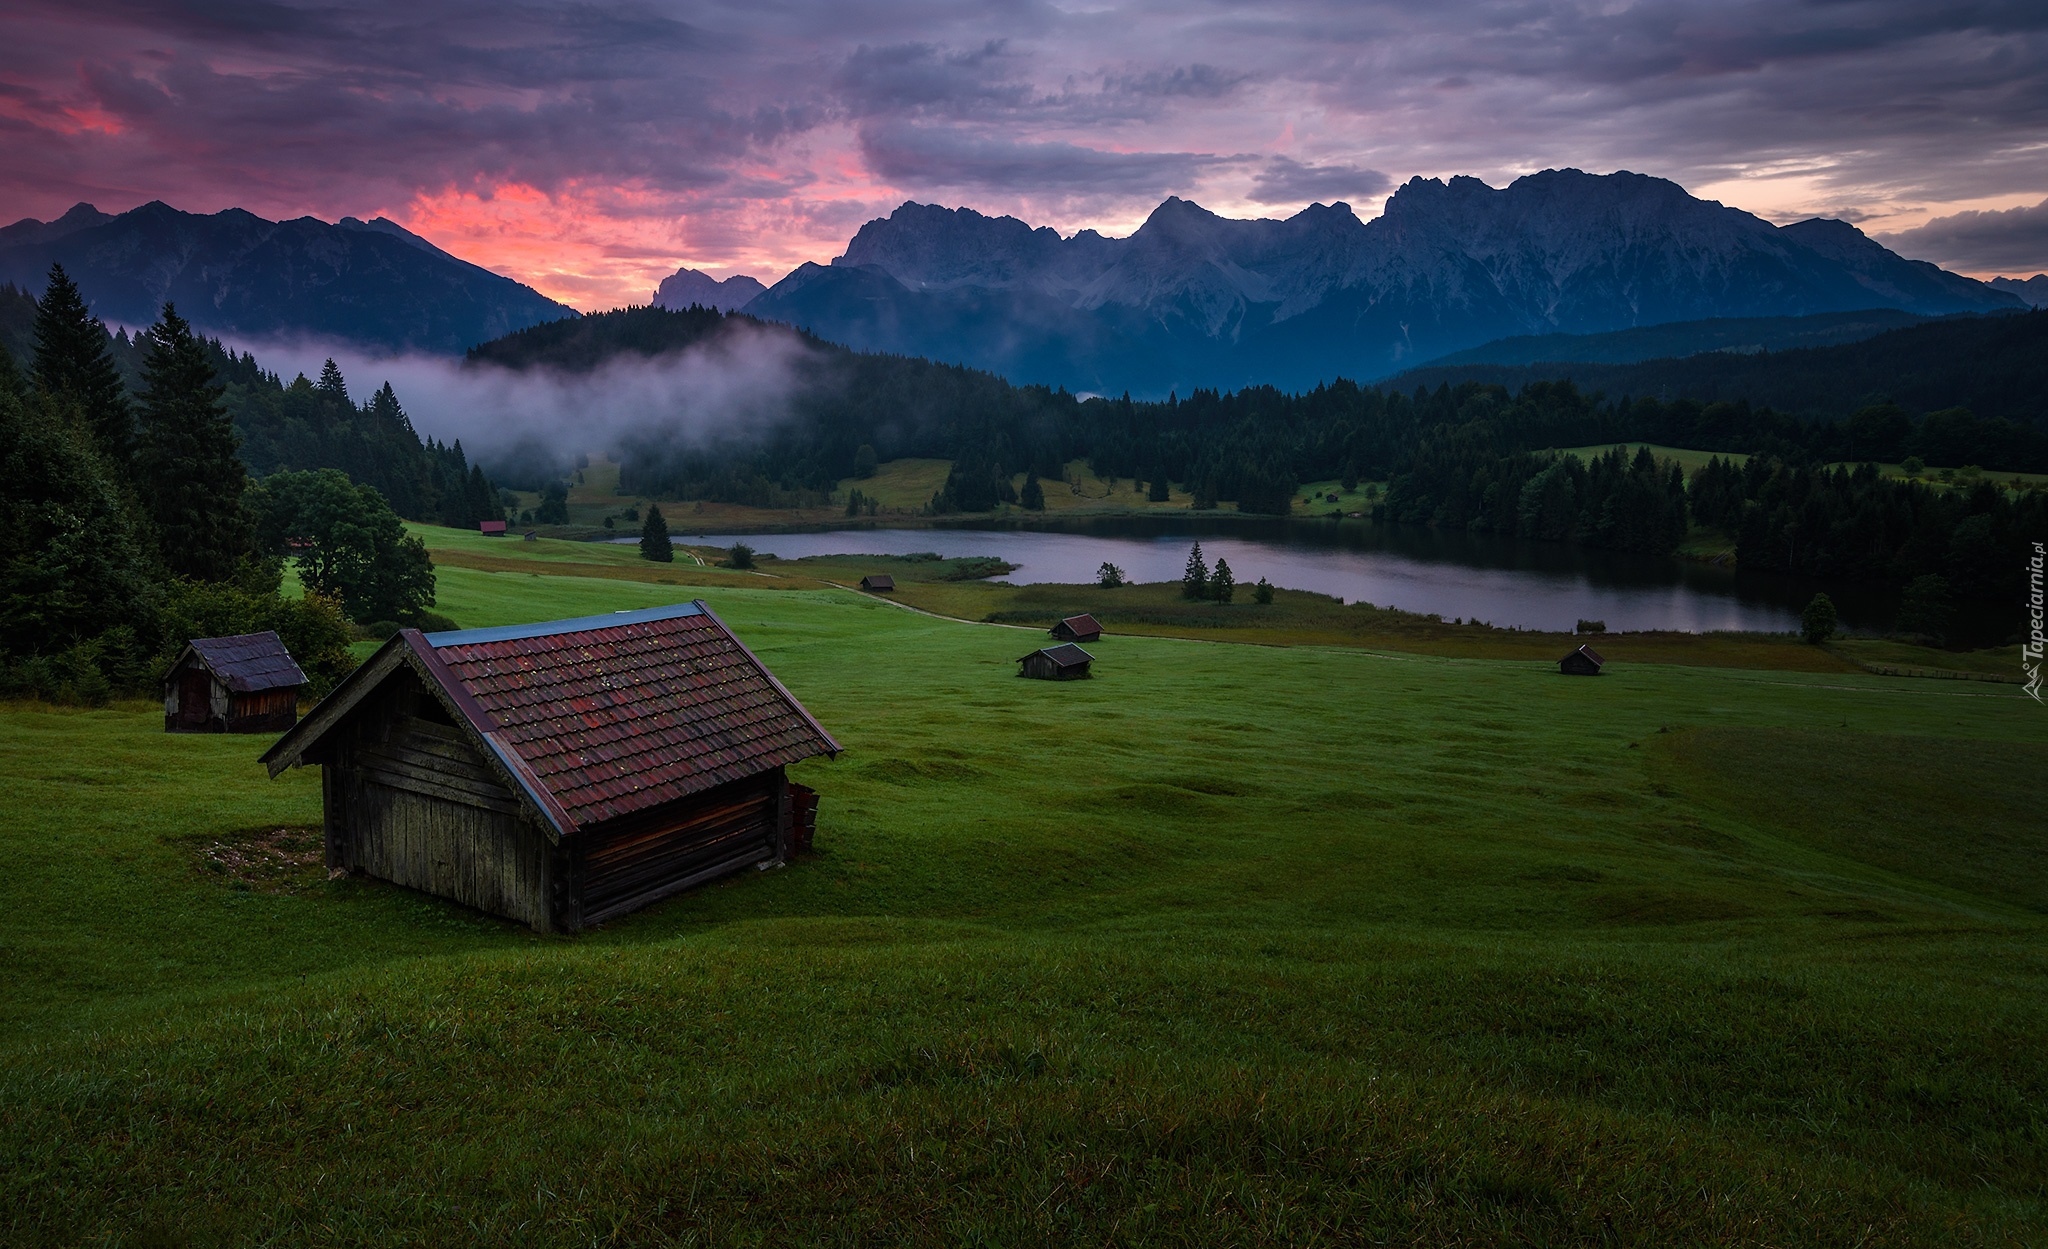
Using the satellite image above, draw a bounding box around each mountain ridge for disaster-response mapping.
[0,201,576,353]
[744,169,2021,395]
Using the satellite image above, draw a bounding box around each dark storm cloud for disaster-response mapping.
[859,123,1235,195]
[1880,198,2048,275]
[1247,159,1390,206]
[2,0,2044,305]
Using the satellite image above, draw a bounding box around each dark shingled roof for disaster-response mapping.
[1573,644,1606,666]
[1020,643,1094,668]
[415,603,840,830]
[183,631,307,693]
[1054,613,1101,636]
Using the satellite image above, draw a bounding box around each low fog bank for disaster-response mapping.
[221,321,819,487]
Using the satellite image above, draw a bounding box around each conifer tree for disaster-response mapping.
[1020,470,1045,510]
[467,464,499,524]
[639,503,673,562]
[134,303,249,581]
[0,341,25,402]
[1148,472,1170,503]
[316,358,350,404]
[31,264,133,466]
[1181,542,1208,599]
[1211,557,1235,603]
[0,385,155,657]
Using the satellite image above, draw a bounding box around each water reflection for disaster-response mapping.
[622,515,1954,637]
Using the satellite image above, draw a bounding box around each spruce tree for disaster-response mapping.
[133,303,249,581]
[1020,470,1045,510]
[0,386,155,657]
[639,503,673,562]
[32,264,133,466]
[1148,473,1170,503]
[0,341,25,402]
[1211,557,1235,603]
[1181,542,1208,599]
[316,358,350,404]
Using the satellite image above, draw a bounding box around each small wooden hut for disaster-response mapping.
[860,574,896,592]
[1049,613,1102,643]
[480,519,508,536]
[1018,643,1094,681]
[164,631,307,733]
[1559,644,1606,676]
[260,602,839,932]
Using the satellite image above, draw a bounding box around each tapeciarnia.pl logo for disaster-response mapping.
[2026,540,2044,703]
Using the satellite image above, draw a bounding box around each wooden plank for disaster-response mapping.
[355,758,521,813]
[356,746,508,797]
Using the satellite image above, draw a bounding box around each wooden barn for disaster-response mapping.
[859,574,896,592]
[1049,613,1102,643]
[164,631,307,734]
[1018,643,1094,681]
[1559,644,1606,676]
[479,519,508,537]
[260,602,839,932]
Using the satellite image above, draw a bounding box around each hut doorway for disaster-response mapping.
[176,668,213,728]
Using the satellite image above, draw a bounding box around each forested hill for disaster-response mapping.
[1386,310,2048,426]
[1,281,501,528]
[469,302,2048,500]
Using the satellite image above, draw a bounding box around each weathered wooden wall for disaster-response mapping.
[321,673,554,930]
[576,769,782,927]
[312,667,801,933]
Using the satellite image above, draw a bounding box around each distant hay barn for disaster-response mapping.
[1559,644,1606,676]
[479,520,508,536]
[164,631,307,734]
[260,602,839,932]
[1018,643,1094,681]
[859,574,896,592]
[1049,613,1102,643]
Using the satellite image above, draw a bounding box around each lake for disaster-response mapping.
[626,516,1958,637]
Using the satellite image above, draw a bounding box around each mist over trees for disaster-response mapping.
[0,267,452,701]
[477,307,2046,602]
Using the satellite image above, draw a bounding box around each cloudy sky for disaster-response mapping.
[3,0,2044,308]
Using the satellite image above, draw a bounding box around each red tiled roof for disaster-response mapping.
[422,603,837,829]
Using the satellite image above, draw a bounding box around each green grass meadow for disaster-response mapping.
[4,556,2046,1245]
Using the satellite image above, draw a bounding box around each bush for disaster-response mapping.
[727,542,756,570]
[1800,593,1838,645]
[1900,456,1925,477]
[1097,562,1126,588]
[412,611,460,633]
[1253,578,1274,605]
[1576,619,1607,634]
[367,620,402,639]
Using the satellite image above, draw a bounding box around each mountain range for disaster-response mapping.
[742,169,2023,395]
[1990,274,2048,307]
[651,267,767,313]
[0,201,575,353]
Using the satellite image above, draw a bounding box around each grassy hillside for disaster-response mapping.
[3,539,2044,1244]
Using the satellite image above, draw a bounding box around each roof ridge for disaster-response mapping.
[424,602,705,648]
